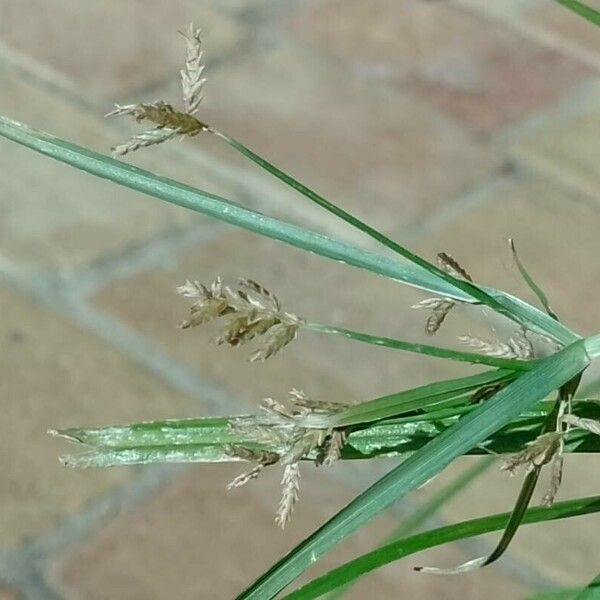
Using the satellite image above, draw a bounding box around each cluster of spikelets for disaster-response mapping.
[226,390,348,528]
[177,277,303,363]
[106,24,210,156]
[106,24,582,525]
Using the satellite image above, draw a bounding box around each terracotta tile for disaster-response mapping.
[0,287,198,547]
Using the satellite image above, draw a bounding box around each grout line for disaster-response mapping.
[403,171,517,244]
[0,464,187,600]
[451,0,600,72]
[63,221,228,299]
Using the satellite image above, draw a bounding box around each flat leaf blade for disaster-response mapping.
[284,496,600,600]
[236,341,590,599]
[0,115,578,346]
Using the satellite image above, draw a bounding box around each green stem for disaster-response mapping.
[214,132,534,328]
[305,322,534,371]
[553,0,600,26]
[0,115,578,345]
[282,496,600,600]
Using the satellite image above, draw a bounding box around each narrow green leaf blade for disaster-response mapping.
[575,571,600,599]
[554,0,600,26]
[510,239,557,319]
[326,456,494,600]
[331,369,517,427]
[283,496,600,600]
[307,322,533,371]
[236,341,589,599]
[218,134,515,320]
[0,115,578,345]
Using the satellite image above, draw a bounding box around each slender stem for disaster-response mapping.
[213,131,529,326]
[0,116,578,345]
[304,322,534,371]
[282,496,600,600]
[553,0,600,26]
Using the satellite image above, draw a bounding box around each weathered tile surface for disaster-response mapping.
[526,1,600,68]
[52,465,529,599]
[0,585,20,600]
[0,0,244,98]
[195,38,500,238]
[0,61,243,269]
[0,287,198,547]
[509,87,600,202]
[292,0,592,133]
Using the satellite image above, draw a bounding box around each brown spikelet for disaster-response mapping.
[107,24,210,156]
[276,463,301,529]
[226,390,348,527]
[178,277,303,361]
[224,445,280,489]
[179,24,207,116]
[425,300,455,335]
[458,334,532,360]
[437,252,473,282]
[501,432,563,475]
[318,430,347,467]
[541,454,564,507]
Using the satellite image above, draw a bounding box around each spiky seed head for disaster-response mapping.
[276,462,301,529]
[541,454,564,507]
[178,277,302,360]
[180,24,207,116]
[437,252,473,282]
[425,300,455,335]
[501,432,563,475]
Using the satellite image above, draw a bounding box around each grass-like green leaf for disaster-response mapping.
[52,402,600,468]
[326,456,494,599]
[0,115,578,346]
[510,239,557,319]
[554,0,600,26]
[328,369,518,427]
[306,322,534,371]
[216,133,519,321]
[236,341,590,599]
[52,399,600,468]
[282,496,600,600]
[576,571,600,599]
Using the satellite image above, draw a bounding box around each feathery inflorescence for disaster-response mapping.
[226,390,348,528]
[177,277,303,361]
[412,252,472,335]
[107,25,209,157]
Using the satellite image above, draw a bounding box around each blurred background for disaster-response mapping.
[0,0,599,598]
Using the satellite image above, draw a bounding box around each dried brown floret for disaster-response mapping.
[178,277,303,361]
[501,432,563,475]
[437,252,473,282]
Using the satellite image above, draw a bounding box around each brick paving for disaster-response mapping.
[1,0,599,598]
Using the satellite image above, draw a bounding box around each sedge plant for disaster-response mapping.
[1,2,600,597]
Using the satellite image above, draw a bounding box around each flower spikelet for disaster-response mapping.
[178,277,303,361]
[458,332,533,360]
[412,252,472,335]
[227,390,348,528]
[107,24,209,156]
[501,432,563,475]
[180,24,207,115]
